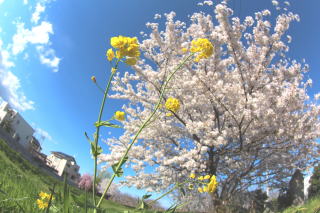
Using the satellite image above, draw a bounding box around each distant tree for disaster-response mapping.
[277,187,290,210]
[308,163,320,199]
[251,189,268,213]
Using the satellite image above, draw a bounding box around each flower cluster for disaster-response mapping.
[165,97,180,116]
[78,173,93,191]
[190,173,218,193]
[36,191,54,210]
[190,38,214,62]
[107,36,140,66]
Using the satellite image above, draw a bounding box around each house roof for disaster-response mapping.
[51,151,76,163]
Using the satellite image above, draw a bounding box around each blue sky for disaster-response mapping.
[0,0,320,208]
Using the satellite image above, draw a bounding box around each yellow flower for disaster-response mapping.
[198,187,203,193]
[110,36,140,59]
[111,36,128,49]
[208,175,218,193]
[106,48,115,61]
[125,57,138,66]
[39,192,49,200]
[36,199,48,210]
[188,184,194,190]
[115,111,125,121]
[111,67,117,74]
[204,175,211,180]
[165,97,180,113]
[181,48,188,53]
[197,176,204,181]
[91,76,96,83]
[190,38,213,62]
[189,173,196,179]
[203,186,209,192]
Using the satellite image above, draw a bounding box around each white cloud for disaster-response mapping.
[0,50,34,111]
[12,21,53,55]
[0,0,4,5]
[23,0,28,4]
[37,45,60,72]
[31,3,45,24]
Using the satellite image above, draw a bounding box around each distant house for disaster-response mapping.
[0,102,36,151]
[46,151,80,183]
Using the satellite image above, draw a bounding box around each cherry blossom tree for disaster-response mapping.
[99,0,320,208]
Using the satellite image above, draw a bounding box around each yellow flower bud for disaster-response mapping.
[106,48,115,61]
[111,67,117,74]
[91,76,96,83]
[204,175,211,180]
[198,176,204,181]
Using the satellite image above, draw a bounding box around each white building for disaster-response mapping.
[47,151,80,183]
[0,102,35,150]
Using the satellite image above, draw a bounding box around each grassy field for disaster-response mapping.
[0,139,153,213]
[281,196,320,213]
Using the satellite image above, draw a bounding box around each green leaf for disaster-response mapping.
[164,204,178,213]
[63,174,70,213]
[142,194,152,200]
[111,156,129,177]
[84,132,92,143]
[137,200,149,210]
[95,121,121,128]
[90,142,103,157]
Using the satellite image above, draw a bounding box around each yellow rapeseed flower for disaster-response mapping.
[110,36,140,60]
[181,48,188,53]
[111,36,128,49]
[203,186,209,192]
[198,187,203,193]
[208,175,218,193]
[165,97,180,113]
[36,199,48,210]
[189,173,196,179]
[188,184,194,190]
[204,175,211,180]
[115,111,125,121]
[106,48,115,61]
[190,38,213,62]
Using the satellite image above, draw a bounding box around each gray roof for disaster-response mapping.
[51,151,76,163]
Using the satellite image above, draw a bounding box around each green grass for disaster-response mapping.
[0,139,147,213]
[281,196,320,213]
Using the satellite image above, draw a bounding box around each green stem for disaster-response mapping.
[96,53,194,208]
[147,181,186,206]
[93,60,120,211]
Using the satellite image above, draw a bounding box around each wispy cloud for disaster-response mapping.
[34,126,57,144]
[37,45,60,72]
[0,0,60,111]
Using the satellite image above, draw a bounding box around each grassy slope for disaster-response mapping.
[281,196,320,213]
[0,139,137,213]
